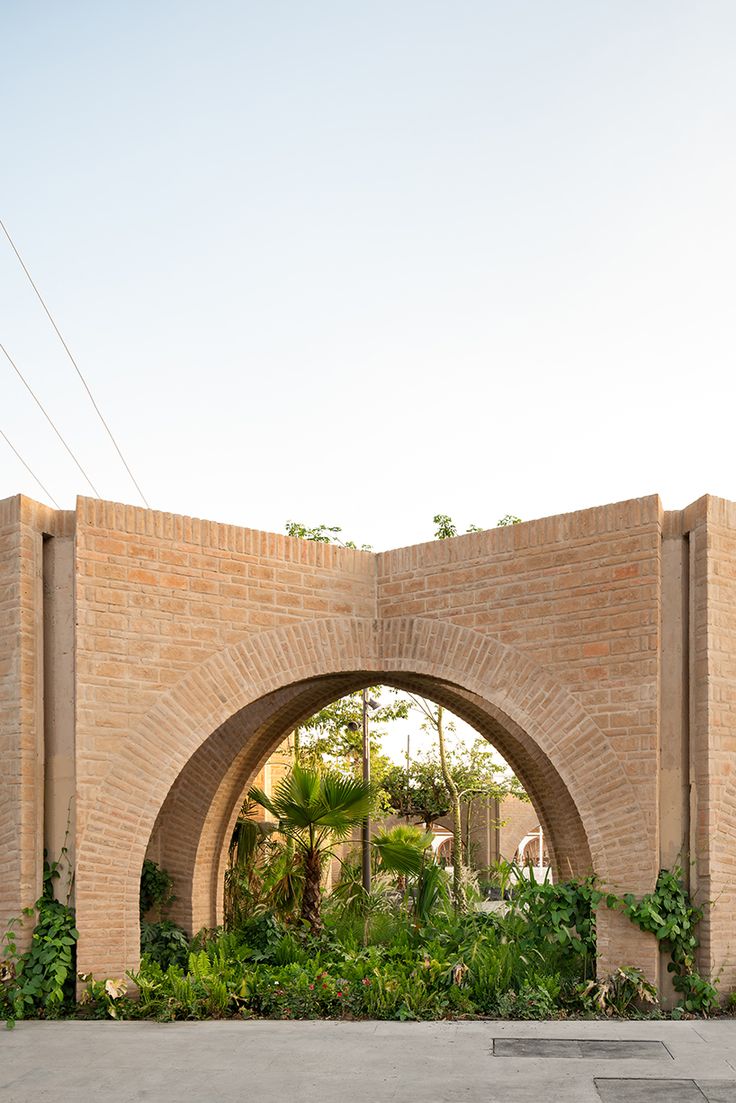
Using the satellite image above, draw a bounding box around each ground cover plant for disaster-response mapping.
[84,894,599,1023]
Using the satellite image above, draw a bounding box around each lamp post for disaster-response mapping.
[348,690,379,893]
[406,730,411,822]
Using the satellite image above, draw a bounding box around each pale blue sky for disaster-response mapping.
[2,2,735,549]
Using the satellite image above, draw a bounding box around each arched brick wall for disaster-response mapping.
[75,615,655,980]
[7,491,736,1001]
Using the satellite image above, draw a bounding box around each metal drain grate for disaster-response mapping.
[595,1080,736,1102]
[492,1038,670,1060]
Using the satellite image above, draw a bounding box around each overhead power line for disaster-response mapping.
[0,427,61,509]
[1,340,101,497]
[0,217,150,508]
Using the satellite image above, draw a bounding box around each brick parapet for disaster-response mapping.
[76,496,372,573]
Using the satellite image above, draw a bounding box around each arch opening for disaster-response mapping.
[144,672,589,937]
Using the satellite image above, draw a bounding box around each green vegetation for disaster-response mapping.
[0,854,78,1028]
[140,858,175,919]
[284,521,372,551]
[607,868,720,1015]
[79,873,603,1022]
[2,843,728,1024]
[138,858,189,971]
[291,687,409,780]
[248,765,374,934]
[432,513,522,539]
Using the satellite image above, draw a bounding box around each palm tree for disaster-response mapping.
[248,765,373,934]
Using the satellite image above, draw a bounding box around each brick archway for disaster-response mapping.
[76,615,655,980]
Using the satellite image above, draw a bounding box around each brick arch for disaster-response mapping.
[76,615,652,979]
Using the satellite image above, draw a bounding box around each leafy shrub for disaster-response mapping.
[78,976,129,1019]
[1,863,78,1026]
[495,981,559,1020]
[236,913,287,961]
[140,920,190,969]
[106,904,588,1023]
[673,968,720,1016]
[140,860,176,919]
[507,867,600,978]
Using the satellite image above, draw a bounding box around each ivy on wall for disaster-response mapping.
[1,854,78,1027]
[606,868,719,1015]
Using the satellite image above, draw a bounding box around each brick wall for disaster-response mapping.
[498,796,542,864]
[4,490,733,993]
[0,496,29,934]
[73,497,376,847]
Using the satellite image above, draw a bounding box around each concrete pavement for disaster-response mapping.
[1,1018,735,1102]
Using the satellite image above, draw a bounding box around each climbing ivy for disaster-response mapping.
[503,863,719,1014]
[1,856,78,1027]
[608,868,719,1015]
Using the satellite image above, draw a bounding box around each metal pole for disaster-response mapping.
[362,688,371,893]
[406,730,411,821]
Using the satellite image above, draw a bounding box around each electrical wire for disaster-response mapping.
[1,340,101,497]
[0,217,150,508]
[0,427,62,509]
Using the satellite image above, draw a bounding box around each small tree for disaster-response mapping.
[380,758,450,830]
[432,513,522,538]
[447,739,528,862]
[405,699,466,913]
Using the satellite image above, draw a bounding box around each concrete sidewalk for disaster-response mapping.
[1,1018,735,1102]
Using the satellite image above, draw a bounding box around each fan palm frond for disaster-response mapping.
[373,825,433,875]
